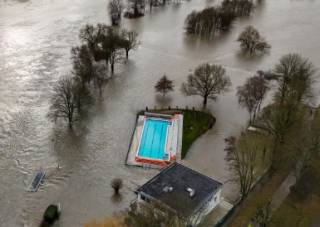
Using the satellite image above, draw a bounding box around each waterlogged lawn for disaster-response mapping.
[182,110,215,159]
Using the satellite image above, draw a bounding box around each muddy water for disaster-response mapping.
[1,0,320,226]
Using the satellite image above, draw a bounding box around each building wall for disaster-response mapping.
[189,189,222,226]
[137,188,222,227]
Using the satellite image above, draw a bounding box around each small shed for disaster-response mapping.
[136,162,223,226]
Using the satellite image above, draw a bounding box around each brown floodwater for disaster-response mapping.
[1,0,320,226]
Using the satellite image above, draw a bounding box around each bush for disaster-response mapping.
[111,178,123,195]
[43,204,59,224]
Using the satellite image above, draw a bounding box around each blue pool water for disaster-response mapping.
[138,118,170,160]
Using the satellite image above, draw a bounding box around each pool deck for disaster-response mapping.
[126,114,183,169]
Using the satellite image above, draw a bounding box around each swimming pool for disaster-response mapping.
[137,118,170,160]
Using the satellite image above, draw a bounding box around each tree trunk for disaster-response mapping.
[77,99,81,111]
[150,0,153,11]
[202,96,208,109]
[68,114,73,129]
[249,113,252,125]
[99,85,102,97]
[126,49,129,59]
[111,63,115,74]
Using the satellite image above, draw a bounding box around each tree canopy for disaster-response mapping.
[181,63,231,108]
[237,25,271,54]
[237,74,269,124]
[155,75,174,97]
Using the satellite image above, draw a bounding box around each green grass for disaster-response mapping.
[181,110,215,159]
[227,165,290,227]
[270,157,320,227]
[137,109,215,159]
[270,195,320,227]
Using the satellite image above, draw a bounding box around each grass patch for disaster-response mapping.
[181,110,215,159]
[270,195,320,227]
[270,157,320,227]
[227,165,291,227]
[137,109,215,159]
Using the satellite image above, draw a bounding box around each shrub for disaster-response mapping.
[43,204,59,224]
[111,178,123,195]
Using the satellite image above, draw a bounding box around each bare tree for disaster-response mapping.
[48,77,77,128]
[274,53,315,106]
[92,62,109,96]
[181,63,231,108]
[237,74,269,124]
[224,135,259,199]
[111,178,123,195]
[124,0,145,18]
[185,7,219,36]
[72,77,92,111]
[255,54,316,168]
[237,26,270,54]
[108,0,124,26]
[185,0,255,37]
[71,45,95,88]
[100,28,125,74]
[79,24,108,61]
[222,0,254,17]
[120,29,140,59]
[125,202,184,227]
[155,75,174,97]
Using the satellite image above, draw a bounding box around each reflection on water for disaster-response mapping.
[0,0,320,226]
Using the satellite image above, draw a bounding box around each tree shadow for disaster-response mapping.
[182,29,233,50]
[235,49,270,65]
[155,94,174,107]
[111,193,123,203]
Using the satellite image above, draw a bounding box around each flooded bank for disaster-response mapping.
[1,0,320,226]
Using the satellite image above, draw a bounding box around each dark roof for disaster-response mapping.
[137,162,222,218]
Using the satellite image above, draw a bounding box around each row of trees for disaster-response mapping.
[225,53,318,200]
[79,24,139,73]
[48,24,140,128]
[185,0,255,36]
[112,0,182,21]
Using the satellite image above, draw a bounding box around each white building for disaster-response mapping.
[136,162,223,226]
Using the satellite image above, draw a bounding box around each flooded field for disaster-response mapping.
[1,0,320,226]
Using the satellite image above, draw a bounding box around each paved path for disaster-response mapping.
[270,172,296,212]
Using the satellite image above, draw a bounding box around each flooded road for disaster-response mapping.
[1,0,320,226]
